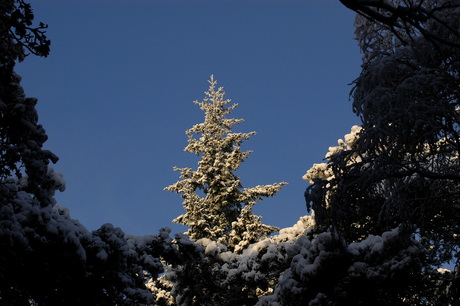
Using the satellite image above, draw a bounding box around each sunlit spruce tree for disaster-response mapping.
[166,76,286,253]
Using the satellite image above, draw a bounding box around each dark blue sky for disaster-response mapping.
[17,0,361,236]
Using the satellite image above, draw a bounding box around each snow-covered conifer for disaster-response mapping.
[166,76,286,252]
[258,226,427,305]
[303,0,460,303]
[166,215,316,306]
[163,77,287,305]
[0,3,204,303]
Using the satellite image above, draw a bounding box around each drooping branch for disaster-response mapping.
[1,0,50,68]
[340,0,460,47]
[340,0,425,26]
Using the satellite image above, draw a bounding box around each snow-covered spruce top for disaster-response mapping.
[166,76,286,253]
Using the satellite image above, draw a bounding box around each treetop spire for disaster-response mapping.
[166,76,286,253]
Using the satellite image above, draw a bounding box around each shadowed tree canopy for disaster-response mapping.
[305,1,460,302]
[0,0,55,207]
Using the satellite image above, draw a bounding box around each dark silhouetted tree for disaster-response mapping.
[0,2,202,304]
[304,0,460,303]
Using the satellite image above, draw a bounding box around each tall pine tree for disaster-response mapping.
[166,76,286,253]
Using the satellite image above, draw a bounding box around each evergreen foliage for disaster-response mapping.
[2,0,460,304]
[0,2,203,304]
[259,227,427,305]
[162,77,287,305]
[166,216,315,306]
[166,76,286,253]
[304,0,460,303]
